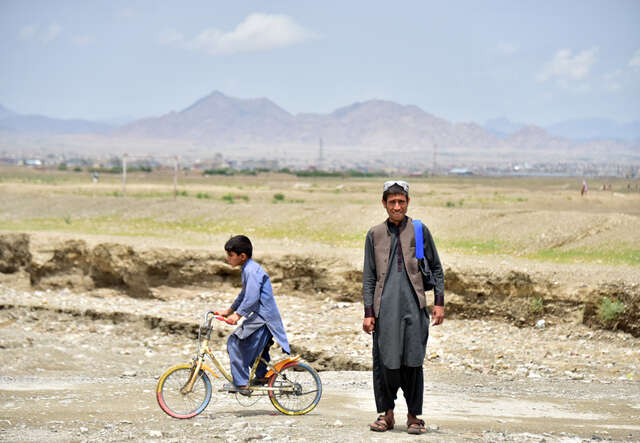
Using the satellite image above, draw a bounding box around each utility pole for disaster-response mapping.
[122,153,128,197]
[173,155,178,200]
[432,143,437,173]
[318,137,324,170]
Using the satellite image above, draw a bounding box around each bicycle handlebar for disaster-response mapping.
[212,311,235,325]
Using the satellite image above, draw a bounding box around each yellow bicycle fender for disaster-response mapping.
[265,355,301,378]
[200,363,220,378]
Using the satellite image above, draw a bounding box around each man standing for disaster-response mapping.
[362,180,445,435]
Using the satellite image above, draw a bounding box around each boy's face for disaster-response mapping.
[226,251,247,267]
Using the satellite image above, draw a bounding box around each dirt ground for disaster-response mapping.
[1,283,639,442]
[1,171,639,441]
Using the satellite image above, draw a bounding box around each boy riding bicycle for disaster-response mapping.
[217,235,290,394]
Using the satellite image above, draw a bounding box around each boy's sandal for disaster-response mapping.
[222,383,250,394]
[370,415,394,432]
[407,419,427,434]
[249,377,269,386]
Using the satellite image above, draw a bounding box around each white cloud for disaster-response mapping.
[18,23,62,43]
[494,42,519,56]
[42,23,62,43]
[19,24,38,40]
[629,49,640,70]
[160,13,316,55]
[537,47,599,84]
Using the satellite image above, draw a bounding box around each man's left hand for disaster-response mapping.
[431,305,444,326]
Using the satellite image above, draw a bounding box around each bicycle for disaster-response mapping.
[156,310,322,418]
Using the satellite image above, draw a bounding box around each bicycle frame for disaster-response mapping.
[181,310,300,395]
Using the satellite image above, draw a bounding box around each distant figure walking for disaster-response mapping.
[581,180,588,196]
[92,171,99,183]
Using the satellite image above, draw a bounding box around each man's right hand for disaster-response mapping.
[362,317,375,334]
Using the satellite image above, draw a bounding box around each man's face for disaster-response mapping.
[382,193,409,224]
[226,251,246,267]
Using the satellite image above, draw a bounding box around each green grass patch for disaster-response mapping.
[527,248,640,266]
[597,296,626,327]
[272,193,304,204]
[221,193,249,204]
[439,238,507,254]
[529,297,544,314]
[0,216,365,248]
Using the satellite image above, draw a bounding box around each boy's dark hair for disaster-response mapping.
[383,184,409,202]
[224,235,253,258]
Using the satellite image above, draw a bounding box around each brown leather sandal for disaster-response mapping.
[407,419,427,434]
[370,414,394,432]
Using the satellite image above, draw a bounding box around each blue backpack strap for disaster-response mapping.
[413,219,424,259]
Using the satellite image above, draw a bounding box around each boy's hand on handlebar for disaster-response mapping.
[218,308,233,317]
[227,312,241,325]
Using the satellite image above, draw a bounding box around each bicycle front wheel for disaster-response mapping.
[269,361,322,415]
[156,364,212,419]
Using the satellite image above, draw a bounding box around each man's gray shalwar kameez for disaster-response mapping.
[362,216,444,416]
[375,221,429,369]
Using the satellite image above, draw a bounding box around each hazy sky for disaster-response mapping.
[1,0,639,125]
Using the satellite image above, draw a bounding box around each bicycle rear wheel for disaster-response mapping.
[268,361,322,415]
[156,364,212,419]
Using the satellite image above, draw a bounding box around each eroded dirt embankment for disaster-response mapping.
[1,232,638,336]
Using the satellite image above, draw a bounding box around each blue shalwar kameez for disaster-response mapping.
[227,259,290,386]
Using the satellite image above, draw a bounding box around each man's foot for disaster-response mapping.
[369,414,394,432]
[249,377,269,386]
[406,419,427,434]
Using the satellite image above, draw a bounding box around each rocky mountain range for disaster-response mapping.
[1,92,638,167]
[114,92,638,164]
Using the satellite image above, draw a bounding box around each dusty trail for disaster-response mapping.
[1,286,639,442]
[1,372,639,442]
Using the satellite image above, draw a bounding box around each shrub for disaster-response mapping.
[196,192,211,199]
[273,193,285,201]
[446,201,455,207]
[222,194,248,204]
[529,297,543,314]
[204,168,232,176]
[597,297,626,327]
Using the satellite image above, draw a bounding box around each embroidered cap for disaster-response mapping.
[383,180,409,193]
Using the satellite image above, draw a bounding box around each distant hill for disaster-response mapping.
[0,104,16,120]
[546,118,640,142]
[118,92,507,150]
[118,91,296,144]
[2,93,638,167]
[0,105,112,135]
[486,116,640,142]
[484,117,526,137]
